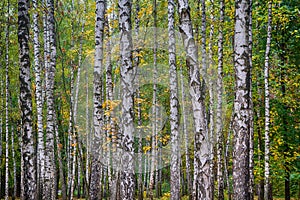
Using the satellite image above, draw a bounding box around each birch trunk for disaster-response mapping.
[149,0,158,197]
[12,125,17,200]
[68,0,77,196]
[18,0,37,198]
[168,0,180,198]
[224,113,233,200]
[178,0,211,199]
[119,0,135,198]
[54,110,67,200]
[232,0,251,199]
[134,1,143,199]
[248,1,254,198]
[264,2,272,199]
[208,1,215,197]
[217,0,225,198]
[5,2,10,198]
[44,0,57,198]
[180,64,192,199]
[89,0,105,199]
[33,0,45,197]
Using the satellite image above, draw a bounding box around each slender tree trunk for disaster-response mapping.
[248,1,254,199]
[264,2,272,199]
[178,0,211,199]
[216,0,225,198]
[11,125,17,200]
[89,0,106,199]
[119,0,136,198]
[33,0,45,198]
[54,110,67,200]
[256,76,264,200]
[68,1,77,198]
[208,1,215,197]
[149,1,158,198]
[168,0,180,198]
[44,0,57,198]
[18,0,37,198]
[134,1,143,199]
[224,113,233,200]
[180,64,192,200]
[5,1,10,198]
[232,0,251,199]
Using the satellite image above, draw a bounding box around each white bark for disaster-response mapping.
[178,0,211,199]
[44,0,57,198]
[180,64,192,199]
[18,0,37,198]
[208,0,215,196]
[89,0,105,199]
[5,3,10,198]
[217,0,225,198]
[33,0,45,197]
[168,0,180,198]
[119,0,136,198]
[149,0,158,196]
[232,0,251,198]
[264,2,272,199]
[12,125,17,199]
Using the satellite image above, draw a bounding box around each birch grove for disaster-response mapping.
[0,0,299,199]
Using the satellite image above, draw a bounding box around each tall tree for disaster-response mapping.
[168,0,180,198]
[5,0,10,198]
[119,0,135,198]
[33,0,45,197]
[18,0,37,198]
[44,0,57,198]
[178,0,211,199]
[232,0,251,199]
[264,1,272,199]
[89,0,106,199]
[216,0,225,198]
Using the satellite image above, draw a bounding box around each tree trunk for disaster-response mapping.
[89,0,106,199]
[119,0,136,198]
[264,2,272,200]
[232,0,251,199]
[149,1,158,198]
[208,1,215,198]
[224,113,233,200]
[5,1,10,198]
[44,0,57,198]
[18,0,37,198]
[134,1,143,199]
[54,111,67,200]
[11,125,17,200]
[248,1,254,199]
[217,0,225,198]
[168,0,180,198]
[177,0,211,199]
[33,0,45,197]
[180,64,192,199]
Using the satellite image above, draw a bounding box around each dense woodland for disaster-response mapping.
[0,0,299,199]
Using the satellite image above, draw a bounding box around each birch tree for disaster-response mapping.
[178,0,211,199]
[119,0,135,198]
[216,0,225,198]
[33,0,45,197]
[264,1,272,199]
[168,0,180,198]
[44,0,57,198]
[232,0,251,199]
[18,0,37,198]
[89,0,106,199]
[5,1,10,198]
